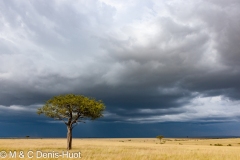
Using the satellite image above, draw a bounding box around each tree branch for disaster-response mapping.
[70,112,82,126]
[71,123,78,129]
[54,117,68,125]
[67,104,73,126]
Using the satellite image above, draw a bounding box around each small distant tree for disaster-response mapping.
[156,135,164,143]
[37,94,105,150]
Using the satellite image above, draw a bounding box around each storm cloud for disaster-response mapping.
[0,0,240,137]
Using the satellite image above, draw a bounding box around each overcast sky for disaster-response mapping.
[0,0,240,138]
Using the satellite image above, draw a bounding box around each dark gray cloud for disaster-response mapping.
[0,0,240,137]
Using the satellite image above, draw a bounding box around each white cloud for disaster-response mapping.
[129,95,240,123]
[0,104,41,113]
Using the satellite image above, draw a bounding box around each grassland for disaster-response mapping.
[0,138,240,160]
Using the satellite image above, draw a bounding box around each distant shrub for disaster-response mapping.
[210,144,212,146]
[156,135,164,143]
[214,144,223,146]
[227,144,232,146]
[179,143,182,145]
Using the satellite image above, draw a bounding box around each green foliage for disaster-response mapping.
[156,135,164,144]
[37,94,105,125]
[156,135,164,140]
[214,143,223,146]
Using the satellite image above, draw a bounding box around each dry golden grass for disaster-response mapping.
[0,138,240,160]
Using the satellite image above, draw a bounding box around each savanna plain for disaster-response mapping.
[0,138,240,160]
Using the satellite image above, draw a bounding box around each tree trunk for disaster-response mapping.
[67,126,72,150]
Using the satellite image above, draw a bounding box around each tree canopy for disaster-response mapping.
[37,94,105,150]
[37,94,105,124]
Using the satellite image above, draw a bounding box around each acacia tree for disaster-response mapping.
[156,135,164,143]
[37,94,105,150]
